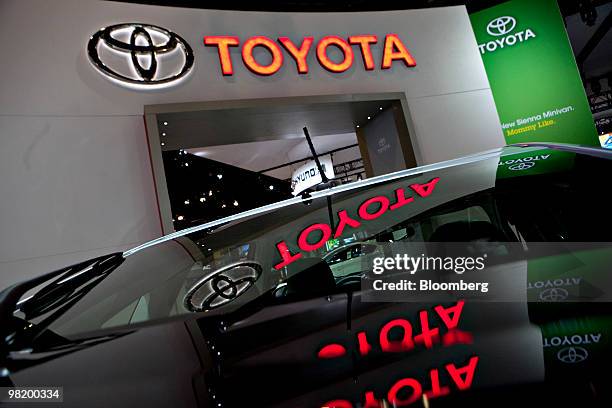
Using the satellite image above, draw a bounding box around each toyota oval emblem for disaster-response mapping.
[557,346,588,363]
[486,16,517,36]
[184,261,262,312]
[87,23,194,87]
[509,162,535,171]
[539,287,569,302]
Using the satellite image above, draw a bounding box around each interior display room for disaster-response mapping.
[0,0,505,287]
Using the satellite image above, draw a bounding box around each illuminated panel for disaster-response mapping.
[442,330,474,346]
[389,188,414,210]
[357,331,372,356]
[316,36,354,73]
[434,300,464,329]
[279,36,313,74]
[204,36,240,75]
[388,378,422,406]
[333,210,361,238]
[379,318,414,352]
[358,196,390,221]
[321,356,480,408]
[242,36,284,76]
[298,223,332,251]
[381,34,416,69]
[317,343,347,359]
[410,177,439,197]
[343,301,468,360]
[348,35,378,70]
[274,241,302,270]
[322,401,352,408]
[413,310,440,348]
[446,356,479,391]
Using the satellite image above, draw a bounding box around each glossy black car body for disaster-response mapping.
[1,143,612,407]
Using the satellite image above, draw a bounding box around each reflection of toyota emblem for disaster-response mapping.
[539,287,569,302]
[509,162,535,171]
[487,16,517,36]
[184,261,261,312]
[87,23,194,87]
[557,346,588,363]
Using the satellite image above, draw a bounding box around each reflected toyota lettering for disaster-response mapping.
[274,178,440,269]
[323,356,479,408]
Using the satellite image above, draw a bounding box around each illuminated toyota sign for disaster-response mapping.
[204,33,416,76]
[88,25,417,87]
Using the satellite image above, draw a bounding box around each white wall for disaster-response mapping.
[0,0,504,287]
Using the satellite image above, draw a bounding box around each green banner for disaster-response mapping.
[470,0,598,146]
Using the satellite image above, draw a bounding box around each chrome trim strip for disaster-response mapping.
[55,265,95,285]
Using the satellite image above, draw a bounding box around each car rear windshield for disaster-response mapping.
[21,146,612,339]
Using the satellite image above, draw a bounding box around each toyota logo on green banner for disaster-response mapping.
[470,0,598,146]
[486,16,516,36]
[478,15,536,54]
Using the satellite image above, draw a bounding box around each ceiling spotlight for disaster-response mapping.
[217,174,223,179]
[177,215,184,221]
[367,116,371,120]
[379,107,383,110]
[185,163,189,167]
[356,125,360,128]
[184,200,190,205]
[209,190,213,196]
[162,132,166,136]
[161,142,165,146]
[200,197,206,202]
[163,121,168,126]
[269,185,274,190]
[233,200,239,206]
[221,204,226,209]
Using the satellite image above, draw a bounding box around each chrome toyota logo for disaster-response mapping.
[87,23,194,87]
[509,162,535,171]
[184,261,261,312]
[557,346,588,363]
[539,287,569,302]
[487,16,517,36]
